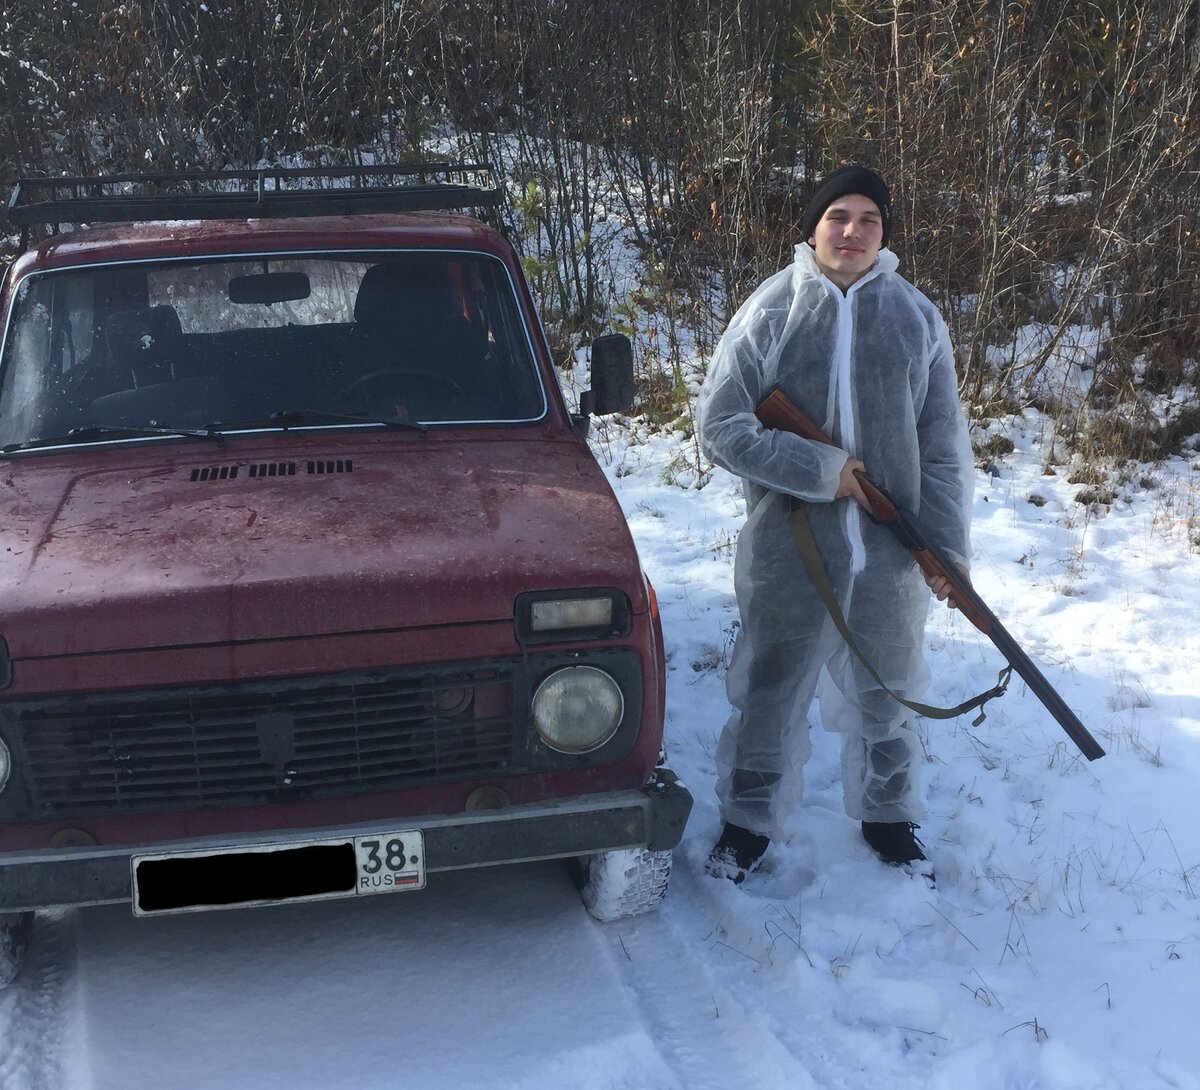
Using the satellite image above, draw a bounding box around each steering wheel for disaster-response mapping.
[335,369,465,415]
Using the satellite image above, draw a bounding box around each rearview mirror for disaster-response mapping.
[228,272,311,305]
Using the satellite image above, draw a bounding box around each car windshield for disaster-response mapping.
[0,251,547,450]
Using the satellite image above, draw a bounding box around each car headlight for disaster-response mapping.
[531,666,624,753]
[0,735,10,794]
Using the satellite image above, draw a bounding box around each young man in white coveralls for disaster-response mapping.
[697,165,974,881]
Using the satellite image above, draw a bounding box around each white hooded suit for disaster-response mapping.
[698,243,973,836]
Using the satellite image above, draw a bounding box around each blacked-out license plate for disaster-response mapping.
[131,831,426,916]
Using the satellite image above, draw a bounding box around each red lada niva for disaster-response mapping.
[0,165,691,983]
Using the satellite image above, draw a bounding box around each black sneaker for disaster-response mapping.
[706,822,770,884]
[861,821,927,865]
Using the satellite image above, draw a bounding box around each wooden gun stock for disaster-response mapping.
[754,385,1105,761]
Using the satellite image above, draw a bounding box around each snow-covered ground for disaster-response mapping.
[596,409,1200,1090]
[2,407,1198,1090]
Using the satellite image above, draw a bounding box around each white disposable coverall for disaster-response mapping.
[698,243,973,835]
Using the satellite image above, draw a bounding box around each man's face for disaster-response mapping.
[807,194,884,291]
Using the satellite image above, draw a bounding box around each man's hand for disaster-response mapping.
[923,564,971,609]
[835,456,871,510]
[834,454,969,611]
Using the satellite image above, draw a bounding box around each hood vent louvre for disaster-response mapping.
[249,462,297,478]
[308,459,353,475]
[187,459,353,482]
[190,465,239,482]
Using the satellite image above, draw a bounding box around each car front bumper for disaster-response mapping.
[0,768,693,914]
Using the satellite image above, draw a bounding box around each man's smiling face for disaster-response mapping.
[807,193,884,291]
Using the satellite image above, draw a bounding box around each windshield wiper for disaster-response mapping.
[2,423,226,454]
[234,409,427,435]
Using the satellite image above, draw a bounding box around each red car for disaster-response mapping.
[0,165,691,984]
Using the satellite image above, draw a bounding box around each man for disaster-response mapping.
[697,164,974,881]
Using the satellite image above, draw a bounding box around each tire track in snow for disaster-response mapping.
[600,877,821,1090]
[0,912,78,1090]
[57,865,693,1090]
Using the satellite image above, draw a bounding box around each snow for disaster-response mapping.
[3,405,1198,1088]
[1,97,1195,1088]
[596,409,1200,1090]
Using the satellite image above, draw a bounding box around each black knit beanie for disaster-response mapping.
[801,164,893,247]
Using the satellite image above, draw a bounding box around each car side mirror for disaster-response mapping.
[585,334,634,415]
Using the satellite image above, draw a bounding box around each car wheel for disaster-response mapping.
[575,847,672,922]
[0,911,34,988]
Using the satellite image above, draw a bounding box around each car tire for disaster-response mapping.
[0,911,34,988]
[575,847,672,922]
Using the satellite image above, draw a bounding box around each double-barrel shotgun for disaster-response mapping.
[755,385,1105,761]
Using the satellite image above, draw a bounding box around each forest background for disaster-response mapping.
[3,0,1199,475]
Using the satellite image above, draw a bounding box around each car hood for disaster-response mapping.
[0,432,645,660]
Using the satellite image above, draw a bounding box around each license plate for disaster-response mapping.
[352,831,426,896]
[131,830,426,916]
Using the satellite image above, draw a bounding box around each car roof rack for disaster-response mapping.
[7,162,502,229]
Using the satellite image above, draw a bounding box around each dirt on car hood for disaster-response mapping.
[0,431,646,661]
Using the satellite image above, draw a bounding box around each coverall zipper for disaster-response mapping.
[826,267,884,575]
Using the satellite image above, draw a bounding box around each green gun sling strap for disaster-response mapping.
[787,503,1010,726]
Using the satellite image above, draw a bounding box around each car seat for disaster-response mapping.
[91,305,231,428]
[350,262,487,390]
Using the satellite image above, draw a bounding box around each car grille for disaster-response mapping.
[13,665,517,818]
